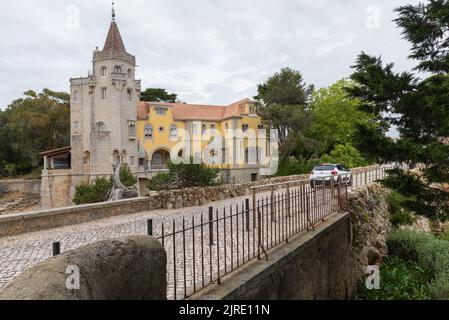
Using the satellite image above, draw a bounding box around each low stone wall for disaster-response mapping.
[0,197,151,237]
[0,179,41,195]
[149,174,309,210]
[0,236,167,300]
[192,183,391,300]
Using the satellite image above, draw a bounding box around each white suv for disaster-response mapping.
[309,163,352,188]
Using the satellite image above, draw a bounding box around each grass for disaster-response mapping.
[357,256,433,300]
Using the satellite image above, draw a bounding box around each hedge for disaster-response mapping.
[387,229,449,299]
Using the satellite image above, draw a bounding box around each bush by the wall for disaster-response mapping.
[119,164,137,188]
[73,177,113,205]
[357,256,433,300]
[387,229,449,299]
[147,161,219,191]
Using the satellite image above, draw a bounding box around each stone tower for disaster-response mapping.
[69,14,141,181]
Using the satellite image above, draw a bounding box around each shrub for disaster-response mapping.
[147,161,219,191]
[440,230,449,242]
[147,173,173,191]
[73,177,113,205]
[274,159,314,177]
[387,229,449,299]
[387,191,415,227]
[357,256,433,300]
[119,164,137,188]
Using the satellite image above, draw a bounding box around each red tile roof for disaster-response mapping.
[137,98,253,121]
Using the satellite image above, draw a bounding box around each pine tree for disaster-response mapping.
[347,0,449,219]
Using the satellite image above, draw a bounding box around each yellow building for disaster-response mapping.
[136,98,269,183]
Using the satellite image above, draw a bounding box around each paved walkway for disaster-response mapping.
[0,169,381,299]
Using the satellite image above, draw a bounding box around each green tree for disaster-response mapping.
[308,79,372,155]
[255,68,314,159]
[73,177,113,205]
[320,144,369,169]
[347,1,449,219]
[140,88,178,103]
[0,89,70,176]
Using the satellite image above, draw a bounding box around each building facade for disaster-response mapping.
[40,15,268,208]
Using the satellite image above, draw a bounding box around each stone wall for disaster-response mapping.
[0,180,41,195]
[348,183,392,284]
[192,183,391,300]
[0,236,166,300]
[148,173,309,210]
[0,197,151,237]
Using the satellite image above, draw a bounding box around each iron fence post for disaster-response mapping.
[245,198,250,232]
[147,219,153,236]
[209,207,214,246]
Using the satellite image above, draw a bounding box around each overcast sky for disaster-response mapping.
[0,0,422,109]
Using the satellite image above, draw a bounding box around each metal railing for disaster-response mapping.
[150,165,395,300]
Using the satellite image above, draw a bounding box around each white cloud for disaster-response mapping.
[0,0,420,109]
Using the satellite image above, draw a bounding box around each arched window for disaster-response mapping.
[144,125,153,140]
[258,124,265,130]
[170,125,178,141]
[201,124,207,135]
[242,124,249,132]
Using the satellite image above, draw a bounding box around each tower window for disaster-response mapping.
[128,123,136,138]
[127,69,132,78]
[127,89,132,101]
[114,65,122,74]
[74,90,80,102]
[101,66,107,77]
[101,88,107,100]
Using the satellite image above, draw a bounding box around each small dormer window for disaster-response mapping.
[249,104,257,115]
